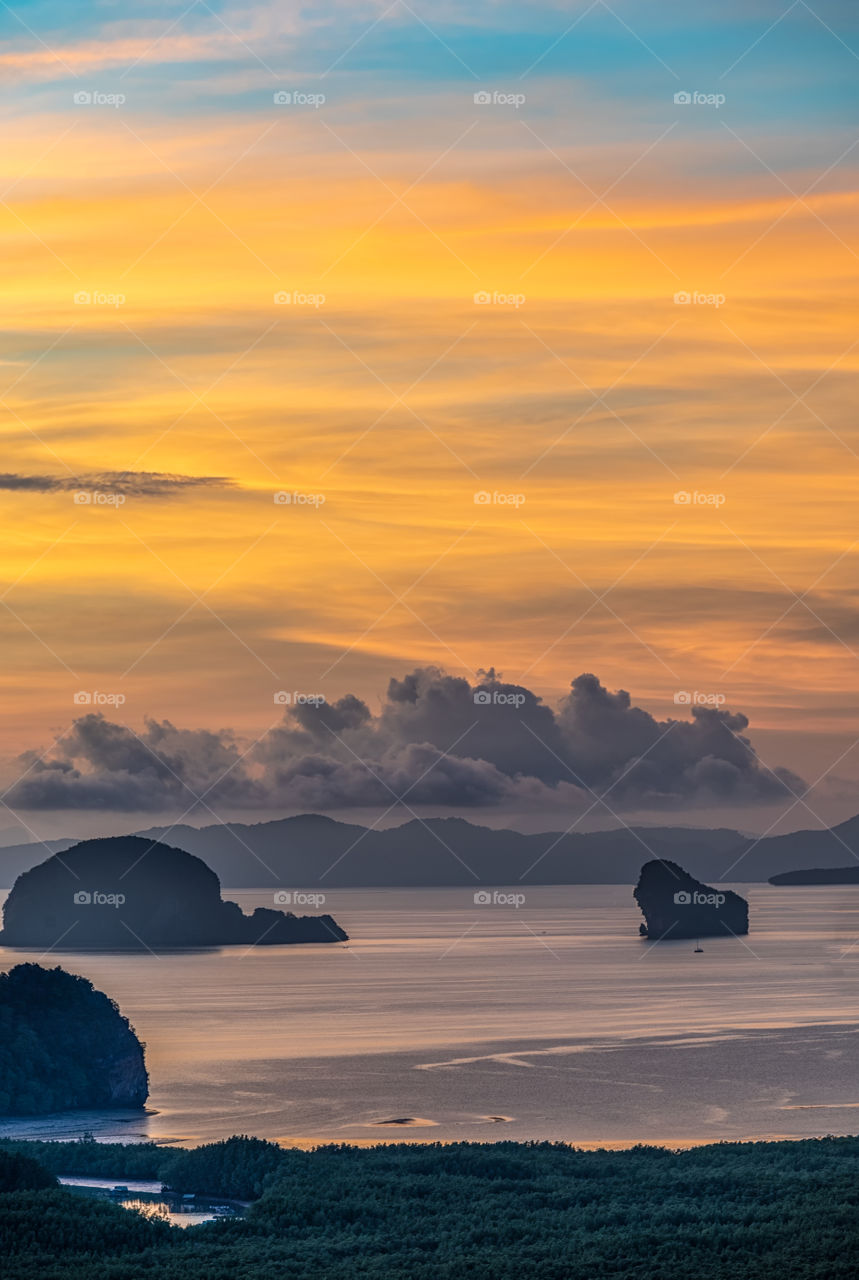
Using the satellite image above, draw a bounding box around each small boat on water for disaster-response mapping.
[694,940,704,953]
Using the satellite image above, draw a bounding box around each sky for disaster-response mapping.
[0,0,857,839]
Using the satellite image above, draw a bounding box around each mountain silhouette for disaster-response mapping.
[1,812,858,888]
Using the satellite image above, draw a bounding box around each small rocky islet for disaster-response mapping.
[634,859,749,939]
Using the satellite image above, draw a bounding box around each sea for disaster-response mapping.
[2,885,859,1149]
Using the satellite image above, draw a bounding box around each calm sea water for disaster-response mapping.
[2,885,859,1148]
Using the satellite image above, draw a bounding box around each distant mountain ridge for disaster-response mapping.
[2,811,858,888]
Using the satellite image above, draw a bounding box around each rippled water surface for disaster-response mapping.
[3,885,859,1147]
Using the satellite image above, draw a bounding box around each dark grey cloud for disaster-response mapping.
[13,716,260,813]
[8,668,805,815]
[0,471,233,496]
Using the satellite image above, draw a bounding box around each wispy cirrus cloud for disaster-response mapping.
[0,471,234,496]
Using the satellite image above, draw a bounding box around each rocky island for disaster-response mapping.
[0,964,148,1115]
[769,867,859,884]
[634,859,749,938]
[0,836,348,950]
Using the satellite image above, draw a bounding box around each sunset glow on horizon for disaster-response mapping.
[2,0,858,834]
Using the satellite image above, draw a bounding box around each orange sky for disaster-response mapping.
[1,1,857,832]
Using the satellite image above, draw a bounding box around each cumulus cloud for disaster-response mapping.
[8,668,804,815]
[0,471,233,496]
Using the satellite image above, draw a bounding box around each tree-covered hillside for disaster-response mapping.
[0,965,148,1115]
[1,1135,859,1279]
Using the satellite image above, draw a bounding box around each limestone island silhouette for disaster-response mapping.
[0,836,348,950]
[634,859,749,939]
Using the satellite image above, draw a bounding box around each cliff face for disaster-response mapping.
[0,836,348,950]
[634,860,749,939]
[0,964,148,1116]
[102,1046,149,1107]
